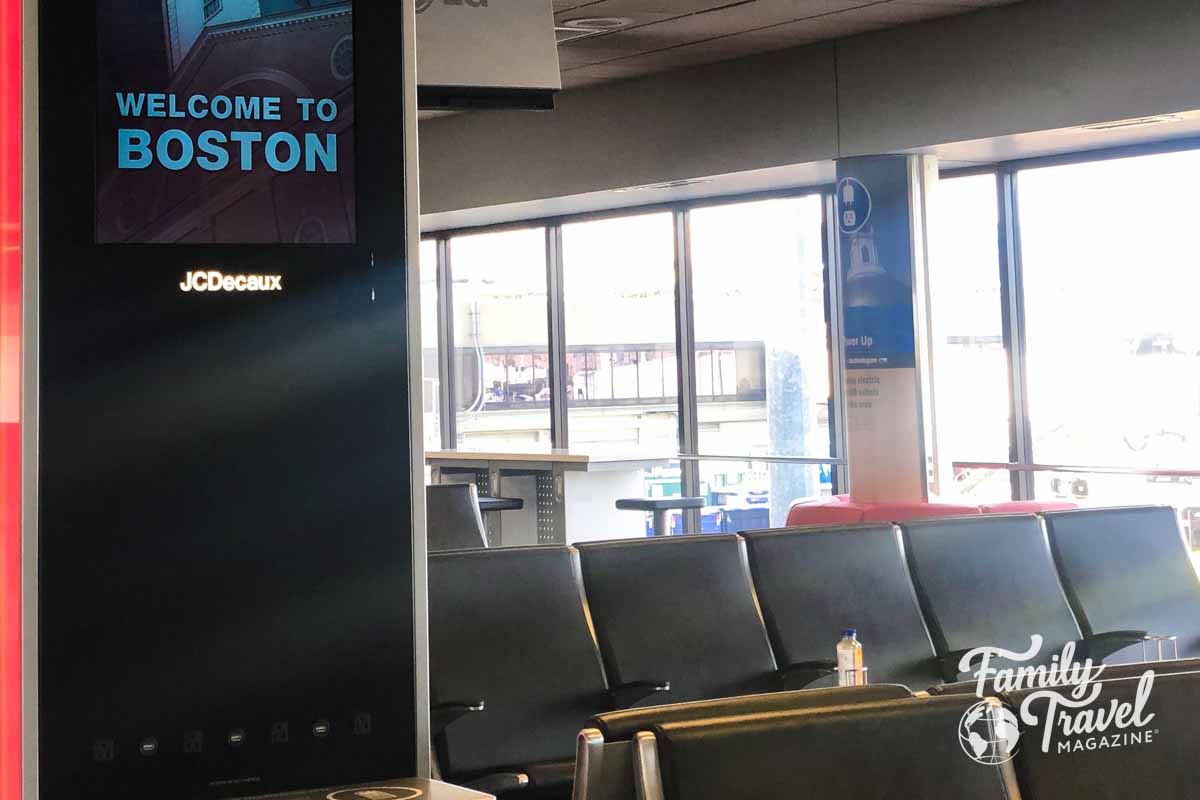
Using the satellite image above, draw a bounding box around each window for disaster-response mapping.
[419,238,441,452]
[562,212,679,456]
[689,197,831,526]
[928,174,1012,501]
[1018,150,1200,517]
[448,227,552,450]
[202,0,223,22]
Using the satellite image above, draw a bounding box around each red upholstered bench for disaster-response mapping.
[785,496,1076,527]
[859,501,981,522]
[784,495,866,525]
[977,500,1078,514]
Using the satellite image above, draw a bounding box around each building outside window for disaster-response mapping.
[448,227,552,451]
[202,0,224,23]
[561,212,682,531]
[689,196,831,528]
[561,212,680,456]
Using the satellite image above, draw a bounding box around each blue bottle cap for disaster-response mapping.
[842,628,857,638]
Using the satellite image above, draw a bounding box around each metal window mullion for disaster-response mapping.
[824,191,850,495]
[437,237,457,449]
[674,209,701,532]
[997,171,1035,501]
[546,224,570,448]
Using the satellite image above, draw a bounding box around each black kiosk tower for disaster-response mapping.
[37,1,419,796]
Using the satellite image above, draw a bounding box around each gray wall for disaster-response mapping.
[419,0,1200,215]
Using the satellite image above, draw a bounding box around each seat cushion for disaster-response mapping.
[1043,505,1200,662]
[742,524,941,689]
[576,535,778,705]
[430,547,608,778]
[901,514,1082,676]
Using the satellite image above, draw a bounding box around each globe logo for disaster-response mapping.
[958,700,1021,765]
[326,788,423,800]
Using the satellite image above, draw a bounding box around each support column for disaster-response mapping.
[836,154,944,502]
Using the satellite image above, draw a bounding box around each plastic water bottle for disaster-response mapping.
[837,629,864,687]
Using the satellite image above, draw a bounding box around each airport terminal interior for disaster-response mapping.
[8,0,1200,798]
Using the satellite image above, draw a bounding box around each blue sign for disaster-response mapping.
[837,158,916,370]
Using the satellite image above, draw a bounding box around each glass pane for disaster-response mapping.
[928,174,1012,502]
[572,460,686,541]
[689,196,830,525]
[698,460,830,532]
[419,238,441,453]
[562,213,679,456]
[1019,149,1200,516]
[449,227,551,451]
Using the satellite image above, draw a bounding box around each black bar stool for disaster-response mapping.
[616,497,705,536]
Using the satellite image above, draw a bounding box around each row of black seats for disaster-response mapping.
[429,505,1200,796]
[603,659,1200,800]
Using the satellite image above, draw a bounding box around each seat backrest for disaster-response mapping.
[426,483,488,552]
[1043,505,1200,662]
[429,547,608,779]
[741,524,941,689]
[574,685,913,800]
[641,695,1022,800]
[575,535,777,705]
[901,515,1082,679]
[1012,667,1200,798]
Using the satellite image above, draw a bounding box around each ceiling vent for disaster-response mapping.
[556,17,633,44]
[1079,114,1183,132]
[614,178,714,193]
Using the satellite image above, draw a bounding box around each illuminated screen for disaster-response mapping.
[96,0,355,244]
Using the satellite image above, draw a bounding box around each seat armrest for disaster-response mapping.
[609,680,671,708]
[1079,630,1149,662]
[432,700,485,735]
[777,660,838,690]
[465,773,530,795]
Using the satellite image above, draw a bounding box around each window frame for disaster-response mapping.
[420,186,848,529]
[424,135,1200,512]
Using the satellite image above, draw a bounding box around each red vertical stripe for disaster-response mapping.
[0,0,21,796]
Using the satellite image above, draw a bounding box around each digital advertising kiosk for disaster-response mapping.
[4,0,430,797]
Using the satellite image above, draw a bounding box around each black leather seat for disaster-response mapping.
[429,547,609,797]
[741,524,942,689]
[901,515,1144,682]
[636,695,1023,800]
[1043,505,1200,663]
[574,535,778,707]
[1012,666,1200,798]
[574,685,913,800]
[426,483,489,552]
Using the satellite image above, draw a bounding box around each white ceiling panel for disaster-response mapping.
[555,0,1023,88]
